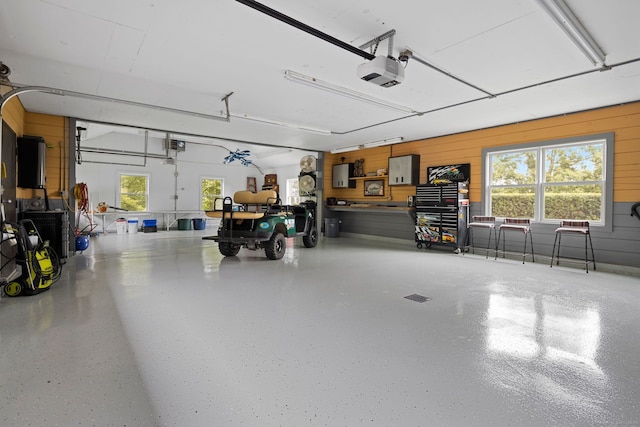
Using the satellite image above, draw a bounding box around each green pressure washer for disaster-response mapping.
[2,219,62,297]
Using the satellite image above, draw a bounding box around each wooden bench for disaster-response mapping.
[205,190,279,220]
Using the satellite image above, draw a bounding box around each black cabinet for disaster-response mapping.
[414,183,468,250]
[19,211,70,259]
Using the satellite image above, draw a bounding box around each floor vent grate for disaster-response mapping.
[404,294,431,303]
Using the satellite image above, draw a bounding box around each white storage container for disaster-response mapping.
[128,219,139,234]
[116,219,127,235]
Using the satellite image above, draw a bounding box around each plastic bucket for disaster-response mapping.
[324,218,340,238]
[177,218,192,230]
[192,218,206,230]
[116,219,127,235]
[128,220,138,234]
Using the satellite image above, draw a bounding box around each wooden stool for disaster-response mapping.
[550,220,596,273]
[466,216,497,258]
[496,218,534,263]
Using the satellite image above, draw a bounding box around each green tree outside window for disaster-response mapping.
[120,174,148,211]
[201,178,223,210]
[488,141,605,222]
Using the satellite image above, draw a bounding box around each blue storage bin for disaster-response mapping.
[143,219,157,227]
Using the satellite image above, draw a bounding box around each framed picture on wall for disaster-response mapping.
[364,179,384,196]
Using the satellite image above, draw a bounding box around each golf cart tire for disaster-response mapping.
[219,241,241,257]
[265,232,286,260]
[302,226,318,248]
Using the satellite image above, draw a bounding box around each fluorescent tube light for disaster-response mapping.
[284,70,417,114]
[255,148,293,158]
[363,137,404,148]
[230,112,331,135]
[330,145,362,154]
[535,0,606,66]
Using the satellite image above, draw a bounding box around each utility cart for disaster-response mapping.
[204,190,317,260]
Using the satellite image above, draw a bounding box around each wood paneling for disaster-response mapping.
[19,112,71,199]
[324,146,392,203]
[325,102,640,204]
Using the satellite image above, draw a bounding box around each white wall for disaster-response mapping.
[76,132,314,212]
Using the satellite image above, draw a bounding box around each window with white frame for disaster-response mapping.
[201,178,224,210]
[286,178,300,205]
[485,135,611,224]
[119,173,149,211]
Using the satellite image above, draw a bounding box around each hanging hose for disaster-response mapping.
[74,182,90,211]
[74,183,97,235]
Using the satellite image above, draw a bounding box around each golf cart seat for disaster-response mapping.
[206,190,279,220]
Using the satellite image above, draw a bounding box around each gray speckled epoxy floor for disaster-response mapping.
[1,231,639,426]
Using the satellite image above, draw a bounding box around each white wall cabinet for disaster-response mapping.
[388,155,420,186]
[332,163,356,188]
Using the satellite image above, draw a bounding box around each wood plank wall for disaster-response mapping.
[2,93,71,202]
[324,101,640,204]
[19,112,71,200]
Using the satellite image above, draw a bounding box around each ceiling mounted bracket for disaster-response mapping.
[221,92,233,121]
[359,29,397,58]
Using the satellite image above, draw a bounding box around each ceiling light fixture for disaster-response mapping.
[255,148,293,158]
[284,70,417,114]
[363,137,404,148]
[330,145,362,154]
[535,0,606,66]
[230,112,331,135]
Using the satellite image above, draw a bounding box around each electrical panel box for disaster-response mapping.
[165,139,186,151]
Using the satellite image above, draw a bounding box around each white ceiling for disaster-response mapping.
[1,0,640,169]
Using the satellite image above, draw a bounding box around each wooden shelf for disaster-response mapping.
[349,175,388,180]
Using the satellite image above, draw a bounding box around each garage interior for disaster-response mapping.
[1,1,640,426]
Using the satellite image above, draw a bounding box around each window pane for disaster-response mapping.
[491,187,535,218]
[121,194,147,211]
[120,175,147,211]
[490,151,536,185]
[544,185,602,221]
[287,178,300,205]
[545,144,603,183]
[201,178,222,210]
[202,179,221,195]
[121,175,146,194]
[486,136,608,224]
